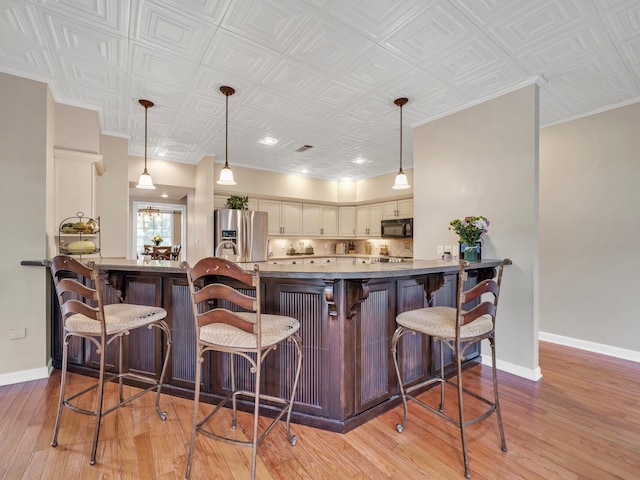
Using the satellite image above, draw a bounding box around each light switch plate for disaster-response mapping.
[437,245,444,255]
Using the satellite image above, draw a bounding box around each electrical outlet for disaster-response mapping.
[437,245,444,255]
[404,242,410,249]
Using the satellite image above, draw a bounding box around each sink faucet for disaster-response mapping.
[215,240,238,258]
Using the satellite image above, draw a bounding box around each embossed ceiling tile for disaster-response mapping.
[131,0,217,61]
[201,28,282,79]
[314,0,430,42]
[181,91,223,118]
[0,0,46,44]
[101,110,124,132]
[543,52,623,89]
[592,0,640,41]
[381,1,476,65]
[279,101,334,127]
[64,83,122,111]
[221,0,317,53]
[165,124,210,145]
[308,78,369,110]
[148,0,231,23]
[0,37,57,79]
[128,41,196,90]
[447,60,530,99]
[465,0,585,52]
[285,13,370,73]
[554,72,636,107]
[513,25,614,74]
[344,45,414,91]
[189,64,255,98]
[259,117,313,141]
[36,0,129,35]
[55,55,124,93]
[260,56,326,96]
[232,104,273,130]
[39,9,127,66]
[241,85,296,116]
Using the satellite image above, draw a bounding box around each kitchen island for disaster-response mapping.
[49,257,503,433]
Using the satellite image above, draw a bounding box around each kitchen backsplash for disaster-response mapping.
[268,237,413,258]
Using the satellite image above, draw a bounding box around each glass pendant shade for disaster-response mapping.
[217,85,237,186]
[137,170,155,189]
[136,99,156,189]
[217,164,236,185]
[392,170,410,190]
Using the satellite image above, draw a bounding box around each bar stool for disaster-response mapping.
[49,255,172,465]
[391,259,510,478]
[184,257,303,480]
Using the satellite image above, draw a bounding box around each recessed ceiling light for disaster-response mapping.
[161,193,168,198]
[300,168,309,174]
[259,136,278,145]
[353,157,367,164]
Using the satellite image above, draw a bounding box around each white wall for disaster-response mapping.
[187,156,215,264]
[99,134,130,258]
[0,72,50,383]
[413,85,540,379]
[539,103,640,356]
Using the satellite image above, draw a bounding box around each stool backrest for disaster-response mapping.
[186,257,261,346]
[50,255,105,333]
[456,259,509,331]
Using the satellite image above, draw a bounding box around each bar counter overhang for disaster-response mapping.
[46,257,503,433]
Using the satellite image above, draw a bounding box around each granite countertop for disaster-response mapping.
[23,257,504,280]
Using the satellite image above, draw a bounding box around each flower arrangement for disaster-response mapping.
[151,235,163,245]
[449,216,489,245]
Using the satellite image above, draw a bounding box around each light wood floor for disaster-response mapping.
[2,341,639,479]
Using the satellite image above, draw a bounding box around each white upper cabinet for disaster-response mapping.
[303,204,338,237]
[382,198,413,220]
[338,206,355,237]
[259,199,302,236]
[55,149,103,227]
[356,204,382,237]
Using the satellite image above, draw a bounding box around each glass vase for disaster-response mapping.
[459,242,481,261]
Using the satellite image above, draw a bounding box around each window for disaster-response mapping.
[132,201,186,259]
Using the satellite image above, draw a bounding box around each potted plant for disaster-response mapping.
[449,216,489,261]
[225,195,249,210]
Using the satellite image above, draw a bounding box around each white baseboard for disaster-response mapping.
[539,331,640,363]
[481,355,542,381]
[0,360,52,387]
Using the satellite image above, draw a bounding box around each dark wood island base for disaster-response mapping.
[50,258,501,433]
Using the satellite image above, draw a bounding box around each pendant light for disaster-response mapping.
[392,97,410,190]
[136,99,156,189]
[217,85,236,185]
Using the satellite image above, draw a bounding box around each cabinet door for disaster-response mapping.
[302,204,322,236]
[258,199,282,235]
[281,202,302,236]
[55,153,96,226]
[397,198,413,218]
[382,201,399,219]
[369,204,383,236]
[338,206,355,237]
[322,206,339,236]
[355,206,370,236]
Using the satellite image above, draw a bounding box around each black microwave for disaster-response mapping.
[381,218,413,238]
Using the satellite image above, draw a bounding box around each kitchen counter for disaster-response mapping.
[44,256,505,432]
[58,256,501,278]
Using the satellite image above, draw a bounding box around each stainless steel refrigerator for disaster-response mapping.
[214,209,268,262]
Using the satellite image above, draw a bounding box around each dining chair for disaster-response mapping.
[184,256,303,480]
[170,244,182,260]
[49,255,172,465]
[152,245,171,260]
[391,259,510,478]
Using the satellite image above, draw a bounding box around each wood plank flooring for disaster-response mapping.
[1,341,639,479]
